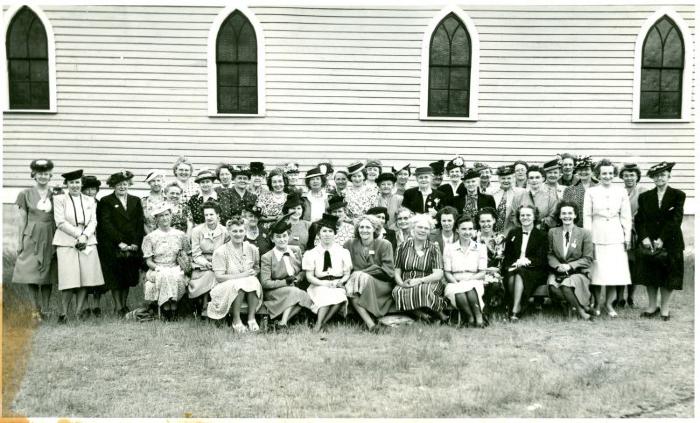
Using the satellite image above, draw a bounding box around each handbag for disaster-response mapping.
[637,244,668,262]
[177,250,193,276]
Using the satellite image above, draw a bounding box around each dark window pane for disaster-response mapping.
[7,8,33,58]
[237,23,257,62]
[9,81,31,108]
[448,89,469,116]
[663,28,683,68]
[30,82,49,109]
[640,92,660,118]
[429,67,449,90]
[430,26,450,66]
[216,23,236,62]
[9,60,30,81]
[451,27,470,66]
[239,63,257,87]
[641,68,660,91]
[218,63,238,86]
[450,67,470,91]
[218,86,238,113]
[656,17,672,38]
[659,92,681,117]
[642,29,662,67]
[428,89,448,115]
[442,15,459,36]
[660,69,681,91]
[29,59,48,81]
[239,87,258,113]
[27,19,47,58]
[215,10,258,114]
[7,7,50,109]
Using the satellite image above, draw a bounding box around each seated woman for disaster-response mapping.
[188,201,228,317]
[501,205,548,321]
[476,207,507,316]
[210,218,263,333]
[547,201,594,320]
[302,213,352,332]
[394,207,414,246]
[283,193,311,253]
[344,215,395,332]
[392,214,448,323]
[242,205,272,256]
[366,206,397,251]
[429,206,458,253]
[142,203,191,321]
[443,215,489,328]
[260,219,314,328]
[163,181,193,235]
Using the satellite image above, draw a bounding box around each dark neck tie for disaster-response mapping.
[565,231,570,245]
[323,250,332,271]
[522,232,529,235]
[283,252,290,257]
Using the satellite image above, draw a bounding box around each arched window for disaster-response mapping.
[208,5,265,116]
[5,6,51,110]
[420,6,479,121]
[640,16,684,119]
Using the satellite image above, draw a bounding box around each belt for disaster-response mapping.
[318,275,340,281]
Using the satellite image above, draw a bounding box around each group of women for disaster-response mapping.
[11,154,686,330]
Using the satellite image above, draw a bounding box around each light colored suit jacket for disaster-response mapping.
[260,245,304,290]
[583,185,632,245]
[547,226,594,273]
[53,193,98,246]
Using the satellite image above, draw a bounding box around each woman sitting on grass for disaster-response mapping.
[210,218,263,333]
[142,203,191,321]
[443,215,489,328]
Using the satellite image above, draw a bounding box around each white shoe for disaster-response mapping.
[248,320,260,332]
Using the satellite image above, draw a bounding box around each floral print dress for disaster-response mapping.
[142,228,190,306]
[344,183,379,219]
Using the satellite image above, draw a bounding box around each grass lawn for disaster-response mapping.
[2,205,695,417]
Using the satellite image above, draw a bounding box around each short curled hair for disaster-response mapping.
[554,200,580,226]
[455,214,474,229]
[527,166,546,179]
[226,217,246,228]
[353,215,383,239]
[172,156,193,176]
[435,206,459,230]
[594,158,619,178]
[266,169,289,191]
[516,204,540,226]
[475,207,498,230]
[201,200,221,216]
[216,163,234,180]
[513,160,529,172]
[410,213,435,235]
[394,206,414,222]
[164,181,183,195]
[304,174,327,189]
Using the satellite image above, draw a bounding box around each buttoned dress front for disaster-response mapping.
[260,246,313,318]
[188,223,228,298]
[209,241,262,320]
[443,240,488,310]
[12,188,57,285]
[302,243,352,313]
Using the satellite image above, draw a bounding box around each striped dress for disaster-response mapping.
[391,239,446,312]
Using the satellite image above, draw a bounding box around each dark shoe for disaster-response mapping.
[57,315,67,324]
[78,309,91,320]
[611,299,618,308]
[627,298,635,308]
[618,299,626,308]
[92,308,102,318]
[640,307,661,318]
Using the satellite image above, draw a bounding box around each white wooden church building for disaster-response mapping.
[2,1,696,209]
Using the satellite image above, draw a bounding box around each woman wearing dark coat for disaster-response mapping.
[97,171,145,316]
[635,162,686,321]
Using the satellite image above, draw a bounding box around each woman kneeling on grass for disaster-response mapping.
[443,215,489,328]
[142,203,190,321]
[210,218,263,333]
[260,219,314,329]
[302,213,352,333]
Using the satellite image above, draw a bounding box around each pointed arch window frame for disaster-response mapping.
[632,8,693,122]
[207,4,266,117]
[420,5,479,121]
[2,5,57,113]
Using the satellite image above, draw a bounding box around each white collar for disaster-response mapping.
[273,247,293,260]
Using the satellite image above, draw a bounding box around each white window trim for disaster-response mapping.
[207,3,266,117]
[2,5,57,113]
[419,5,479,121]
[632,8,693,123]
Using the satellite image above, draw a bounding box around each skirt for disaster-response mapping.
[503,266,548,307]
[547,273,591,306]
[591,244,631,286]
[444,278,485,311]
[12,220,56,285]
[636,250,684,291]
[144,265,187,307]
[263,286,314,319]
[188,268,216,298]
[207,276,262,320]
[345,271,395,318]
[56,246,105,291]
[307,284,348,314]
[392,281,446,312]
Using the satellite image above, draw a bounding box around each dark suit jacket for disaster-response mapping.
[437,183,467,210]
[401,187,447,215]
[635,186,685,252]
[382,228,398,252]
[501,227,548,275]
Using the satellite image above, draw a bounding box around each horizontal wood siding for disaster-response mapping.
[3,4,695,203]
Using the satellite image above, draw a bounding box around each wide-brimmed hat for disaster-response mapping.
[446,157,465,172]
[304,167,324,179]
[619,163,642,182]
[347,161,365,175]
[542,159,561,172]
[230,165,251,178]
[61,169,84,182]
[317,213,339,232]
[429,160,445,176]
[464,168,481,180]
[647,161,675,178]
[283,193,304,212]
[414,166,433,177]
[144,169,165,183]
[366,206,389,220]
[392,163,412,175]
[243,204,263,217]
[30,159,54,173]
[376,172,397,185]
[107,170,134,187]
[194,169,217,183]
[81,175,102,190]
[249,162,266,176]
[574,156,595,171]
[365,160,382,170]
[151,202,172,217]
[473,162,490,173]
[327,195,347,212]
[496,165,515,176]
[268,218,292,235]
[317,162,334,176]
[284,162,300,174]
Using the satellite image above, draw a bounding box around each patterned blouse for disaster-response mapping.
[141,194,166,234]
[395,238,443,280]
[344,183,379,219]
[176,178,199,204]
[212,241,260,276]
[168,202,192,233]
[562,180,597,227]
[187,192,218,225]
[256,190,288,222]
[218,189,257,223]
[142,228,190,266]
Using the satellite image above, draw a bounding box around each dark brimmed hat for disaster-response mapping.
[619,163,642,182]
[429,160,445,176]
[30,159,54,173]
[317,162,334,176]
[249,162,266,176]
[347,161,365,175]
[61,169,84,182]
[473,162,490,173]
[574,156,595,171]
[392,163,411,175]
[414,166,433,177]
[366,206,389,220]
[464,168,481,180]
[543,159,561,172]
[81,175,101,190]
[446,157,465,172]
[284,162,300,174]
[317,213,339,232]
[304,167,324,179]
[496,165,515,176]
[376,172,397,185]
[365,160,382,170]
[647,161,675,178]
[268,218,292,235]
[107,170,134,187]
[243,204,263,217]
[231,165,251,178]
[327,195,347,212]
[283,193,304,212]
[194,169,217,183]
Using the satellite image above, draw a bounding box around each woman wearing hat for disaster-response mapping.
[187,170,219,225]
[218,166,257,223]
[214,163,234,194]
[375,172,403,230]
[53,170,105,322]
[366,206,398,251]
[616,162,648,308]
[302,213,352,332]
[210,217,263,332]
[365,160,383,186]
[636,162,686,321]
[543,158,565,200]
[283,194,312,253]
[255,168,289,229]
[492,165,525,235]
[81,175,106,317]
[562,156,597,227]
[142,203,190,320]
[513,160,529,189]
[392,164,411,196]
[172,156,198,204]
[301,167,329,222]
[438,157,467,210]
[97,170,145,316]
[188,201,228,316]
[401,166,447,217]
[242,205,272,256]
[344,215,395,332]
[429,160,445,190]
[81,175,101,198]
[248,161,267,196]
[344,161,379,219]
[583,159,632,317]
[509,165,558,232]
[283,162,304,196]
[162,182,193,234]
[460,168,497,222]
[142,169,166,234]
[307,196,355,249]
[260,219,314,328]
[473,162,497,195]
[12,159,58,320]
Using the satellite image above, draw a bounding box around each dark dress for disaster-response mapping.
[245,225,272,257]
[501,227,548,309]
[437,183,468,210]
[218,188,257,223]
[96,193,145,290]
[634,186,685,290]
[401,187,448,215]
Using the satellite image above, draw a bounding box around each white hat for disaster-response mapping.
[144,169,166,183]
